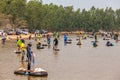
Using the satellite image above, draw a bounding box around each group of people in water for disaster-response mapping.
[35,32,59,50]
[90,32,118,47]
[15,32,60,73]
[36,31,119,49]
[17,36,35,74]
[11,31,120,74]
[62,31,118,48]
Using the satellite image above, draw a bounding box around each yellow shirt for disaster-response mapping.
[20,43,25,51]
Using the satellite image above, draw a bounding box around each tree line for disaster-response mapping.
[0,0,120,32]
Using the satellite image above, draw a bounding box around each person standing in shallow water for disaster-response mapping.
[29,35,32,40]
[53,38,58,50]
[77,33,82,45]
[26,43,33,73]
[64,34,68,43]
[46,33,51,45]
[1,36,6,45]
[20,39,26,61]
[17,37,22,51]
[1,32,7,45]
[114,33,118,43]
[94,34,97,42]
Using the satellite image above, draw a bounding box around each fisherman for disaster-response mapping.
[64,34,68,43]
[17,37,22,51]
[26,43,34,74]
[46,33,51,45]
[77,33,82,45]
[94,33,97,42]
[114,33,118,42]
[53,38,58,50]
[29,35,32,40]
[20,39,26,61]
[36,41,41,49]
[106,41,114,46]
[1,32,7,45]
[92,41,98,47]
[83,33,87,39]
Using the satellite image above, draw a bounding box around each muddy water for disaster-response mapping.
[1,35,120,80]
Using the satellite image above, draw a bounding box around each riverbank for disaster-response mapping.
[5,34,34,40]
[1,30,107,41]
[0,31,78,40]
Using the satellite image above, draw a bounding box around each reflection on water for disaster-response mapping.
[48,45,51,49]
[1,35,120,80]
[27,76,47,80]
[17,54,21,61]
[53,50,59,57]
[19,62,26,69]
[28,76,31,80]
[78,44,81,48]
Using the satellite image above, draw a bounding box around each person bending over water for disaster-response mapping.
[92,41,98,47]
[36,41,41,49]
[106,41,114,46]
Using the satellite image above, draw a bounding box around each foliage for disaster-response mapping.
[0,0,120,31]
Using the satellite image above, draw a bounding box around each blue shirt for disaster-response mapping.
[27,46,32,62]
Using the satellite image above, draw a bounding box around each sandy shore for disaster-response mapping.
[1,31,86,41]
[6,34,35,40]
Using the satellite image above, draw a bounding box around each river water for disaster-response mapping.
[0,35,120,80]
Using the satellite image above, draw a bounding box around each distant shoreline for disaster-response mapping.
[1,31,118,41]
[4,34,35,41]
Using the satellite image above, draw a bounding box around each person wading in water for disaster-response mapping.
[26,43,35,74]
[20,39,26,61]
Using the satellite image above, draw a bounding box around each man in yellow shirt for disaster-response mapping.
[20,39,26,61]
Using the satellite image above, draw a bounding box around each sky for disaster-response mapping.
[28,0,120,10]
